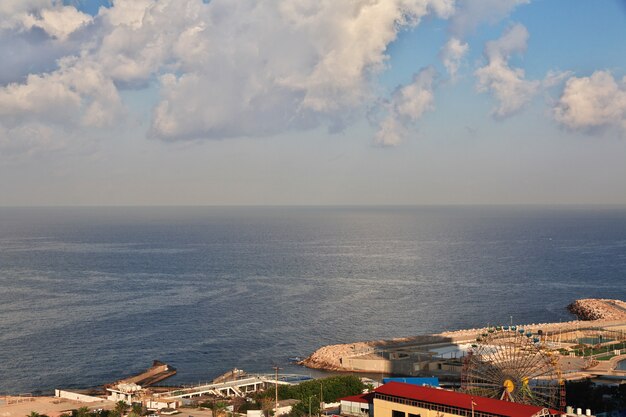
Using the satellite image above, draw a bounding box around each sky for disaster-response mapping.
[0,0,625,206]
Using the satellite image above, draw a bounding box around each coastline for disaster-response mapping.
[301,298,626,372]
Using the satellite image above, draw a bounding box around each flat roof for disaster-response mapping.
[0,396,114,417]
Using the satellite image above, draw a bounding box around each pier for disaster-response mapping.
[106,361,176,389]
[156,374,311,399]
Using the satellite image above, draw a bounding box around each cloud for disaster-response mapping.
[440,37,468,79]
[0,122,65,156]
[542,69,573,89]
[0,0,459,149]
[375,66,437,146]
[20,6,92,40]
[0,1,92,40]
[148,0,455,140]
[553,71,626,133]
[474,23,539,118]
[0,28,77,85]
[0,56,123,129]
[474,24,573,120]
[448,0,530,37]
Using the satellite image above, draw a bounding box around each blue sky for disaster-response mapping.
[0,0,625,205]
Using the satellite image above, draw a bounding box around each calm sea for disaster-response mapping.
[1,206,625,394]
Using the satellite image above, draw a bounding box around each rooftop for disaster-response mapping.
[339,393,374,404]
[374,382,560,417]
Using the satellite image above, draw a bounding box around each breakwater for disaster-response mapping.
[302,298,626,373]
[567,299,626,321]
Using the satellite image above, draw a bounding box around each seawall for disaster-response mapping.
[302,298,626,372]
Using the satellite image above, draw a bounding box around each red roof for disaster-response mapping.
[339,392,374,404]
[374,382,559,417]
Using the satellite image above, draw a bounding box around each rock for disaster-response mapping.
[302,298,626,372]
[568,298,626,321]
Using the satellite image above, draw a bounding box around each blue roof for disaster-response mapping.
[382,377,439,387]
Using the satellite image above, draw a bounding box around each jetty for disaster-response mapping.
[302,298,626,375]
[105,360,176,389]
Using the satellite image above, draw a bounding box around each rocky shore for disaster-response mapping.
[302,298,626,372]
[568,298,626,321]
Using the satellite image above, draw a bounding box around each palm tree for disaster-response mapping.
[130,403,144,417]
[212,401,228,417]
[76,406,91,417]
[115,401,129,417]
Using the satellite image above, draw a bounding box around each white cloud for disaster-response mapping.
[0,122,65,156]
[542,69,574,89]
[375,115,407,147]
[554,71,626,132]
[474,24,573,120]
[474,23,539,118]
[20,6,92,40]
[449,0,530,37]
[375,66,437,146]
[0,0,50,22]
[440,37,468,79]
[147,0,455,140]
[0,1,92,40]
[1,0,460,148]
[0,56,123,129]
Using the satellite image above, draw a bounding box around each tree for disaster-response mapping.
[289,396,318,417]
[259,375,365,404]
[130,403,145,417]
[260,396,275,417]
[212,400,228,417]
[76,407,91,417]
[231,396,246,414]
[27,412,41,417]
[114,401,129,417]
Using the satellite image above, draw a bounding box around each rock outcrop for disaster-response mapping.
[568,298,626,321]
[302,298,626,372]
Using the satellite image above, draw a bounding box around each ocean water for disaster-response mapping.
[1,206,625,394]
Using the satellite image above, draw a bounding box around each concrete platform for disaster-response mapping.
[0,396,114,417]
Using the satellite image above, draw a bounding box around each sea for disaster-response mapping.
[1,206,625,394]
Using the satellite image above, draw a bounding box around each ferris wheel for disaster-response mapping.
[461,326,561,409]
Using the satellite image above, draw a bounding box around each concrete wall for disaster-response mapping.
[145,399,179,410]
[340,400,369,417]
[55,390,104,403]
[344,357,392,373]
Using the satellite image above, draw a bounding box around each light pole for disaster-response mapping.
[273,366,281,413]
[319,382,323,417]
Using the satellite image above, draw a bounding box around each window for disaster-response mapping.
[392,410,405,417]
[409,413,421,417]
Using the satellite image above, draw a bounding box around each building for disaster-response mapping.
[274,399,300,416]
[340,393,374,417]
[106,383,144,404]
[373,382,562,417]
